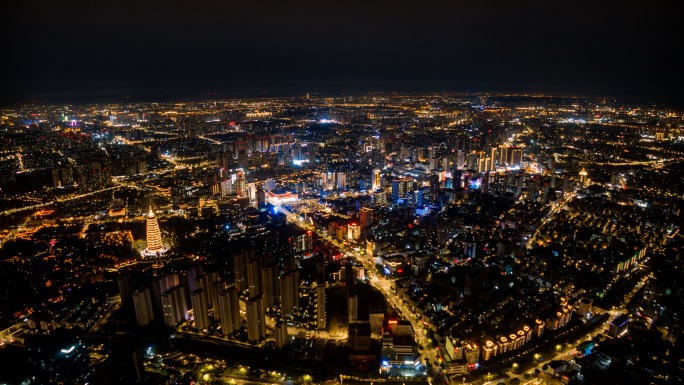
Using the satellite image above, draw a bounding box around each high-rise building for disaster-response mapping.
[191,288,210,331]
[608,314,629,338]
[579,169,588,187]
[235,170,246,196]
[359,207,373,228]
[490,147,498,170]
[391,177,412,200]
[316,278,326,330]
[348,293,358,322]
[577,297,593,319]
[246,296,266,343]
[321,171,335,191]
[534,319,545,337]
[464,343,480,365]
[371,169,381,191]
[233,251,248,292]
[256,187,266,209]
[347,223,361,240]
[279,270,299,317]
[336,172,347,191]
[117,274,133,310]
[209,280,222,310]
[274,320,289,348]
[142,207,166,257]
[290,230,313,254]
[161,285,187,327]
[510,148,523,165]
[498,145,510,166]
[247,257,262,298]
[152,274,180,317]
[221,170,247,197]
[457,150,465,170]
[133,288,154,326]
[261,265,276,309]
[194,274,212,309]
[371,190,387,207]
[218,287,241,334]
[185,265,203,294]
[464,242,477,259]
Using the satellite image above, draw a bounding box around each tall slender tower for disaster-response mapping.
[142,206,166,257]
[246,296,266,343]
[371,169,381,191]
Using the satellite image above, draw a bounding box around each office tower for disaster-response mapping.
[391,177,412,200]
[117,274,133,309]
[261,265,276,309]
[133,288,154,326]
[371,169,381,191]
[359,207,373,228]
[246,296,266,343]
[142,207,166,257]
[218,288,241,334]
[191,288,210,331]
[371,190,387,207]
[161,285,187,327]
[316,278,326,330]
[279,270,299,317]
[247,257,262,297]
[274,320,289,348]
[442,157,449,171]
[233,251,248,291]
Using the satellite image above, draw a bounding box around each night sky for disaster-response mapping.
[2,0,681,103]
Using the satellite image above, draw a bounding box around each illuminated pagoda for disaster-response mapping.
[142,206,167,257]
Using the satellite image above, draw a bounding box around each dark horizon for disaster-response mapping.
[2,0,682,106]
[3,83,683,109]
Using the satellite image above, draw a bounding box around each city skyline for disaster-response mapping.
[1,1,683,385]
[0,93,682,385]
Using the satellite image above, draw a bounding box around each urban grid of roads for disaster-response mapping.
[0,93,682,385]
